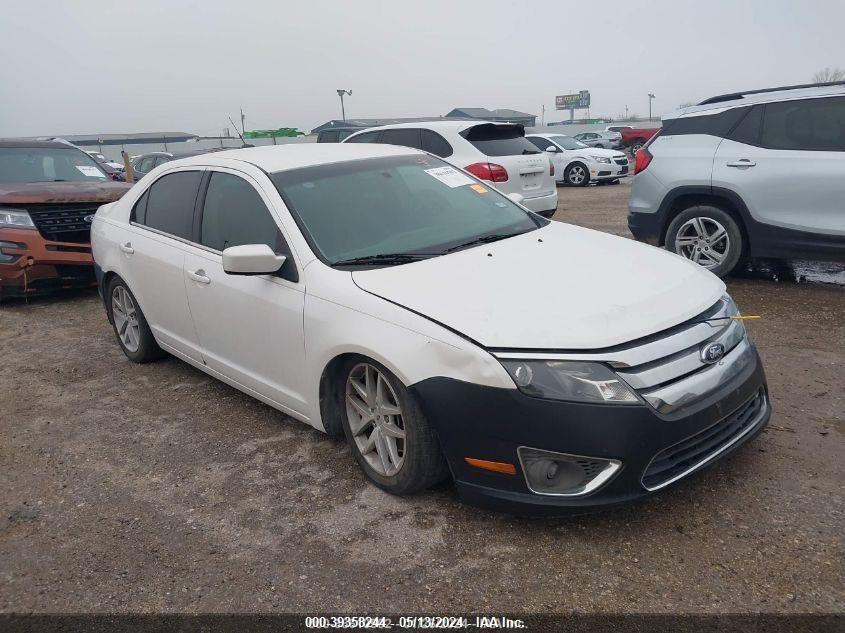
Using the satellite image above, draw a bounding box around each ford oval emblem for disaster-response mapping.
[83,215,95,224]
[701,342,726,364]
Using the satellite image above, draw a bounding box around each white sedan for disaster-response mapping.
[526,133,629,186]
[91,143,769,514]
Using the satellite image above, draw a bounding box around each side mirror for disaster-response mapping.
[507,192,525,205]
[545,145,558,153]
[222,244,286,275]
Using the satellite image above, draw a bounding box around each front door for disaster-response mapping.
[182,169,308,416]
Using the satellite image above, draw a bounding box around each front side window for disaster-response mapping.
[549,135,587,150]
[421,130,453,157]
[136,157,155,173]
[200,172,284,253]
[0,147,107,184]
[271,155,541,265]
[461,124,539,157]
[141,171,202,240]
[761,97,845,152]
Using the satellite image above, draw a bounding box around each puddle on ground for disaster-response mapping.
[734,259,845,287]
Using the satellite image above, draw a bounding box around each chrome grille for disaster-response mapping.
[642,389,767,490]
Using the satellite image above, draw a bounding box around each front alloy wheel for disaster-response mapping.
[339,357,448,495]
[345,363,406,476]
[565,163,589,186]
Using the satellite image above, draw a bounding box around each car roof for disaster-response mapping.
[345,119,518,136]
[667,82,845,120]
[0,139,78,149]
[169,143,424,173]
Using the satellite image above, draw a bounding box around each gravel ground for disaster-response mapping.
[1,180,843,615]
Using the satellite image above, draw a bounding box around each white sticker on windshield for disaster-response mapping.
[424,166,474,188]
[76,165,106,178]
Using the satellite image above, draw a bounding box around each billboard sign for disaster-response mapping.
[555,90,591,110]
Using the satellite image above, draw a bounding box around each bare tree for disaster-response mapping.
[813,67,845,82]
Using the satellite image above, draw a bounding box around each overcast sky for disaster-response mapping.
[2,0,843,137]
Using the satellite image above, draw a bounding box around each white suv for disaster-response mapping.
[629,82,845,277]
[343,121,558,217]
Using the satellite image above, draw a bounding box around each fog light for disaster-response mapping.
[518,447,621,497]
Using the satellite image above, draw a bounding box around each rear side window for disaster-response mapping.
[421,130,453,157]
[346,131,381,143]
[662,107,748,138]
[318,130,340,143]
[136,157,156,173]
[760,97,845,152]
[154,155,173,167]
[141,171,202,240]
[200,172,284,253]
[380,128,423,150]
[462,124,539,157]
[131,190,149,224]
[728,105,763,146]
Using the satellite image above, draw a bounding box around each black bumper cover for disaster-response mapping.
[410,351,768,516]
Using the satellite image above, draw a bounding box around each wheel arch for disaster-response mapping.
[658,186,752,253]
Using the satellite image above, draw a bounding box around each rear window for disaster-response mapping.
[461,124,540,157]
[318,130,340,143]
[346,131,381,144]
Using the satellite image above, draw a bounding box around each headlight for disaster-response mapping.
[501,360,639,404]
[722,293,739,317]
[593,157,611,164]
[0,208,35,229]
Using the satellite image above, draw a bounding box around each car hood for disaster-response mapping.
[352,222,724,350]
[0,181,133,204]
[578,147,625,159]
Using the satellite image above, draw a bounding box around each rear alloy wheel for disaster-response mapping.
[565,163,590,187]
[630,139,646,154]
[106,276,165,363]
[340,358,447,495]
[665,205,743,277]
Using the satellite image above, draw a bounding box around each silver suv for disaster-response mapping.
[628,82,845,277]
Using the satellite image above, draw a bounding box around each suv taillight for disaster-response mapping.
[465,162,509,183]
[633,147,653,175]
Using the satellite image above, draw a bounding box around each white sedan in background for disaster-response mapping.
[526,133,629,187]
[343,121,558,218]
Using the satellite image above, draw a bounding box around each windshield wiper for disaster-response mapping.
[331,253,432,267]
[439,233,521,255]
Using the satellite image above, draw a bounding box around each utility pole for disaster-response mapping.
[240,108,246,135]
[541,104,545,127]
[625,104,629,120]
[648,94,656,121]
[337,90,352,121]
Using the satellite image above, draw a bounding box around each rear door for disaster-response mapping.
[181,168,308,416]
[123,169,204,360]
[461,123,553,199]
[712,97,845,252]
[527,136,565,179]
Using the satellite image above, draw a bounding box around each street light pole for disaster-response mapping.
[337,89,352,121]
[648,93,655,121]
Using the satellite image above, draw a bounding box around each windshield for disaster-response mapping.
[271,155,542,265]
[550,136,588,150]
[0,147,108,183]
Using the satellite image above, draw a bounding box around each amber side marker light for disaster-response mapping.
[465,457,517,475]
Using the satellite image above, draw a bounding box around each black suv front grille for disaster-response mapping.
[25,203,99,244]
[642,389,766,490]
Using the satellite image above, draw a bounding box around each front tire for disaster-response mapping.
[665,205,743,277]
[106,276,165,362]
[339,357,448,495]
[564,162,590,187]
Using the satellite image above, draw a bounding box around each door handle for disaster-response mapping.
[726,159,756,168]
[119,242,134,254]
[187,269,211,284]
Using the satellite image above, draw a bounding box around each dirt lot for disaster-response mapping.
[1,180,843,615]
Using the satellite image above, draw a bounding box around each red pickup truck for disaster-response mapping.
[620,127,660,153]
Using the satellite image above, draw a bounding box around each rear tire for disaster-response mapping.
[665,205,743,278]
[339,357,448,496]
[106,276,166,363]
[564,162,590,187]
[630,138,646,153]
